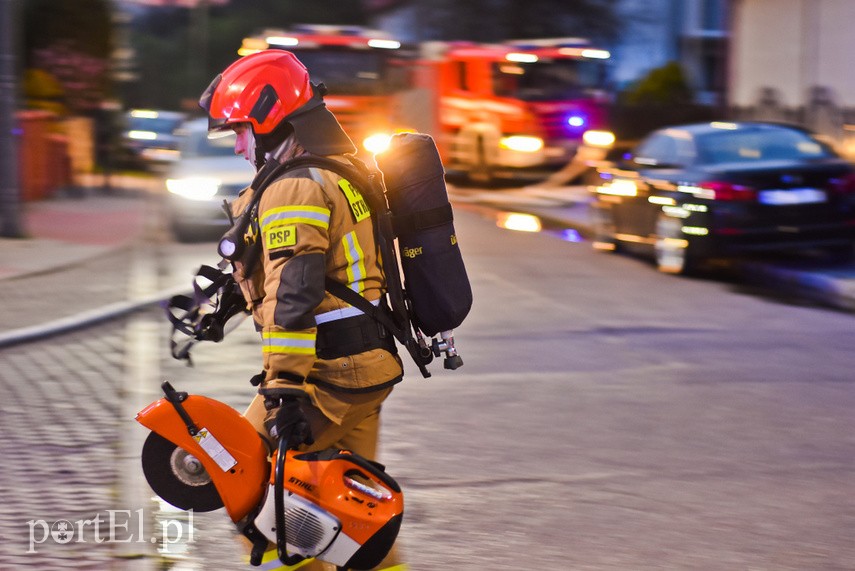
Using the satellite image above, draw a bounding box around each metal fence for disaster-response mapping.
[731,85,855,161]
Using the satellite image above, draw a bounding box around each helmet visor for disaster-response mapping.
[199,74,221,113]
[206,118,235,139]
[199,73,233,137]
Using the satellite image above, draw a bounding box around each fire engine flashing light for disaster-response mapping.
[558,47,611,59]
[581,48,611,59]
[506,52,539,63]
[567,115,586,128]
[266,36,299,47]
[367,39,401,50]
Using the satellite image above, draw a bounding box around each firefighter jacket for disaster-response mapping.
[229,155,403,424]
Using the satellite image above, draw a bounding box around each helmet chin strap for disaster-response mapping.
[253,146,266,170]
[242,131,264,170]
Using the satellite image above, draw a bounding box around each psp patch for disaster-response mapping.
[265,224,297,250]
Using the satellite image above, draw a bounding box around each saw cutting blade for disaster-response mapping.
[141,431,224,512]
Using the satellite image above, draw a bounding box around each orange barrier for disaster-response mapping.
[17,111,71,201]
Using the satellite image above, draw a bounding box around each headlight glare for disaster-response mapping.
[166,177,221,201]
[582,130,616,148]
[499,135,544,153]
[363,133,393,155]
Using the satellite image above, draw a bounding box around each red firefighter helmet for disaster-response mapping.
[200,50,311,136]
[199,49,354,155]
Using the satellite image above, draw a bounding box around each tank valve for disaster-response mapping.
[432,330,464,370]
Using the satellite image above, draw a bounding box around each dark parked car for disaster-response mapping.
[591,121,855,273]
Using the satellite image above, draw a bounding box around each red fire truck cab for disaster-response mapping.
[413,39,615,182]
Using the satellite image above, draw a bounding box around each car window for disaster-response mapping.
[180,130,237,158]
[127,116,183,134]
[696,127,835,165]
[633,133,694,167]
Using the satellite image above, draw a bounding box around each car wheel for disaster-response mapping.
[654,214,695,274]
[591,203,619,252]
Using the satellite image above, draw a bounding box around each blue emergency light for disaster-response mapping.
[567,115,586,128]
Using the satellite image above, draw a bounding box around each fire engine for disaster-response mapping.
[238,24,416,158]
[409,39,616,182]
[238,27,615,182]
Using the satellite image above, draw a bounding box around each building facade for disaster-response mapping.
[729,0,855,156]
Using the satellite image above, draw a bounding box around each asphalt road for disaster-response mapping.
[151,203,855,569]
[3,188,854,570]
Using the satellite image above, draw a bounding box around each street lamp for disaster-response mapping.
[0,0,23,238]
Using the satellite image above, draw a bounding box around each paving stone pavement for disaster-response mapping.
[0,308,265,570]
[0,190,252,569]
[0,321,130,568]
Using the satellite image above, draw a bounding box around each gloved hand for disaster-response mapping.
[263,396,314,450]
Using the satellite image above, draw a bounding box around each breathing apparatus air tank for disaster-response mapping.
[375,133,472,360]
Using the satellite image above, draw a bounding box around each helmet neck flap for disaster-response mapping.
[261,82,355,157]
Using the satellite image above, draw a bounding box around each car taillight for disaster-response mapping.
[699,181,756,201]
[830,172,855,195]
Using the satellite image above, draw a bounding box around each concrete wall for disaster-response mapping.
[730,0,855,108]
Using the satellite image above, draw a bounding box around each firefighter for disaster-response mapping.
[200,49,407,571]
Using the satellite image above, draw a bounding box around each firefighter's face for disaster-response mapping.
[232,122,255,163]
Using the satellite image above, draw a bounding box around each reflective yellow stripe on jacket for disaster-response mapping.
[262,331,316,356]
[342,231,367,294]
[260,205,331,233]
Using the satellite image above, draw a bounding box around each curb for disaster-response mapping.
[739,262,855,313]
[0,285,191,349]
[521,202,855,313]
[0,241,134,283]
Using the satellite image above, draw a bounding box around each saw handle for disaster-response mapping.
[274,436,306,566]
[327,451,401,494]
[162,381,199,436]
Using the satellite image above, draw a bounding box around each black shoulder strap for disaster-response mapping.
[323,278,399,338]
[260,155,432,377]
